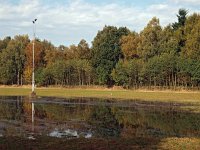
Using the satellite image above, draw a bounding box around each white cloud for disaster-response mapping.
[171,0,200,5]
[0,0,198,46]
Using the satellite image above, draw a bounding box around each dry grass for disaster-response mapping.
[159,137,200,150]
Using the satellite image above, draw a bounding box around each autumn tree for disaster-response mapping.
[182,13,200,59]
[120,32,140,59]
[41,40,57,65]
[24,40,44,83]
[77,39,91,60]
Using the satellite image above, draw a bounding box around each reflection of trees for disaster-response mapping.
[88,106,121,137]
[33,104,92,122]
[0,97,200,139]
[0,101,22,120]
[19,103,200,138]
[114,107,200,137]
[22,101,32,115]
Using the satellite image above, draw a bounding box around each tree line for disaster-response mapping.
[0,9,200,89]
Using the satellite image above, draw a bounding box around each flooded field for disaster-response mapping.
[0,96,200,149]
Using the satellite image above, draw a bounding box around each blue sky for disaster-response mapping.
[0,0,200,46]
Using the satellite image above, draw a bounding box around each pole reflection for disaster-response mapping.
[31,102,35,133]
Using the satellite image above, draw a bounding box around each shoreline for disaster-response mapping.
[0,86,200,103]
[0,85,199,93]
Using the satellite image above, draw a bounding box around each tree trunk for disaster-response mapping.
[17,71,20,86]
[174,73,177,89]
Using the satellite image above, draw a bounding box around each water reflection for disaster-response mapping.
[88,106,121,137]
[49,128,92,138]
[0,96,199,140]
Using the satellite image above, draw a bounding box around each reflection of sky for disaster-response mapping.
[0,118,93,139]
[49,128,92,139]
[0,0,199,46]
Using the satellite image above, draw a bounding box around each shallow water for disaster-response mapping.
[0,96,199,140]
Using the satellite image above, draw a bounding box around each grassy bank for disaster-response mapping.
[159,137,200,150]
[0,87,200,103]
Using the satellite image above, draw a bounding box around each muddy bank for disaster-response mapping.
[0,136,160,150]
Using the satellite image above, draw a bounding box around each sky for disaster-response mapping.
[0,0,200,46]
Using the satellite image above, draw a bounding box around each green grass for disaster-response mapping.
[0,87,200,103]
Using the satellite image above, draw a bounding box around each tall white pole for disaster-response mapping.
[32,19,37,93]
[32,30,35,93]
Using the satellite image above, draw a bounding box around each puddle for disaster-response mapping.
[0,96,199,139]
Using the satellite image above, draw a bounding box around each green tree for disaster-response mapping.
[190,61,200,87]
[141,53,177,87]
[112,59,142,88]
[0,36,11,52]
[13,35,30,85]
[160,25,179,54]
[138,17,162,61]
[0,35,29,85]
[91,26,130,85]
[173,9,188,53]
[0,49,16,84]
[112,60,130,87]
[172,9,188,30]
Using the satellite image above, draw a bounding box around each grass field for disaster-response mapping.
[0,87,200,103]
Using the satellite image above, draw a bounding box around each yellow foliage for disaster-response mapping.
[23,66,32,84]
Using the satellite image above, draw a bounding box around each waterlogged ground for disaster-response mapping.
[0,96,200,150]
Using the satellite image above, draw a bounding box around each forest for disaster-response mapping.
[0,9,200,89]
